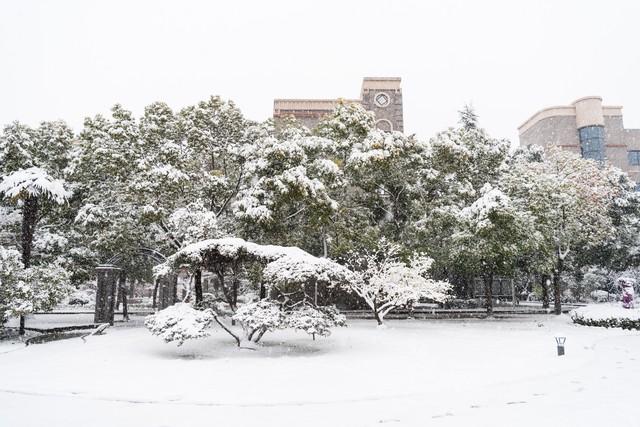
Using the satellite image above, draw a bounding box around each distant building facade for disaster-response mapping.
[519,96,640,182]
[273,77,404,132]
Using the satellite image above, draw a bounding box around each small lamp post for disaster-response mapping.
[555,336,566,356]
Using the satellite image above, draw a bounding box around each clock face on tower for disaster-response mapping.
[374,92,391,108]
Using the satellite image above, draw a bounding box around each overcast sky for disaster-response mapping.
[1,0,639,144]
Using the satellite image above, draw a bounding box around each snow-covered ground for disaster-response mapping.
[1,315,639,426]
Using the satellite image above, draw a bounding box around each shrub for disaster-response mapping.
[570,305,640,331]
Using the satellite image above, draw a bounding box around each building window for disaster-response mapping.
[374,92,391,108]
[629,150,640,166]
[578,125,605,162]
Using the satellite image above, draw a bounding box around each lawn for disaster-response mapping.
[1,315,639,426]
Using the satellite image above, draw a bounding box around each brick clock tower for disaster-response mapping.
[273,77,405,133]
[359,77,404,133]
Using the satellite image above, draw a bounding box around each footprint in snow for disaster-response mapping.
[431,412,454,418]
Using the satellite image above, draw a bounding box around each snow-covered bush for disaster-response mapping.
[285,305,346,337]
[590,290,611,303]
[66,288,94,306]
[571,304,640,330]
[232,300,286,338]
[145,303,214,346]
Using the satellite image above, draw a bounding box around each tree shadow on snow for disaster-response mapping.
[149,335,333,361]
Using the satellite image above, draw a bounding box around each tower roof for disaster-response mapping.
[361,77,402,92]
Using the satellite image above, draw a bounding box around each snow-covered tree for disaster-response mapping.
[0,120,76,331]
[72,105,150,260]
[233,132,340,250]
[149,238,351,347]
[342,130,432,247]
[345,240,451,325]
[450,184,541,313]
[503,147,617,314]
[0,167,71,268]
[179,96,251,220]
[458,104,479,130]
[134,101,194,229]
[577,167,640,272]
[0,246,71,328]
[412,110,511,295]
[315,101,375,162]
[0,168,72,333]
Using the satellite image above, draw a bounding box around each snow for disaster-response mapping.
[262,254,354,285]
[0,167,71,203]
[231,300,284,333]
[571,303,640,322]
[145,303,213,346]
[460,183,510,229]
[166,237,309,265]
[158,237,346,284]
[1,316,639,426]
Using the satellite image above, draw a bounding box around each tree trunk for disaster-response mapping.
[553,259,563,315]
[484,273,494,315]
[254,327,267,343]
[322,230,328,258]
[541,274,550,309]
[374,311,383,326]
[232,276,238,310]
[19,196,39,335]
[119,271,128,321]
[213,315,241,346]
[21,196,38,268]
[115,283,122,311]
[313,280,318,306]
[152,278,159,308]
[372,301,383,326]
[194,269,203,305]
[230,274,239,325]
[172,275,178,304]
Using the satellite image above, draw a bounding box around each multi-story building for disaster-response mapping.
[518,96,640,182]
[273,77,404,132]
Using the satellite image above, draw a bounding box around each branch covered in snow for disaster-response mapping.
[0,167,71,204]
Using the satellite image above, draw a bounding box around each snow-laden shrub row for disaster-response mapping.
[570,305,640,330]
